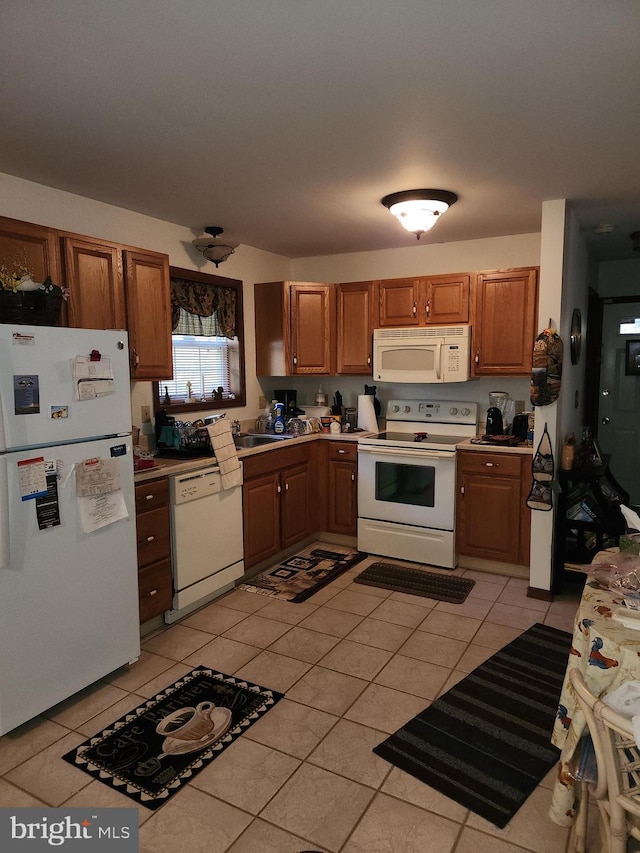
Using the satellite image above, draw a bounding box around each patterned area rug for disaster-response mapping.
[239,545,367,602]
[373,623,572,828]
[62,667,283,810]
[354,561,475,603]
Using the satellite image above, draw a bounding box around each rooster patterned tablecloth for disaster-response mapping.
[549,575,640,826]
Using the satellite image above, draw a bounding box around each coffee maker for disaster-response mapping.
[273,389,304,418]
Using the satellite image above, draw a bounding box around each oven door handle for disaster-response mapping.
[357,445,455,461]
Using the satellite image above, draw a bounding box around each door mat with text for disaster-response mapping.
[62,666,283,810]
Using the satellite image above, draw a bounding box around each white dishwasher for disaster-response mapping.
[165,464,244,623]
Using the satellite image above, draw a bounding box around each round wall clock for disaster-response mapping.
[570,308,582,365]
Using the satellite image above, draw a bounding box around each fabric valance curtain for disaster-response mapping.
[170,276,237,339]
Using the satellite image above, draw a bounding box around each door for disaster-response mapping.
[63,236,127,330]
[123,249,173,381]
[357,445,456,530]
[289,283,335,374]
[598,301,640,503]
[0,325,132,450]
[0,437,139,734]
[336,281,374,374]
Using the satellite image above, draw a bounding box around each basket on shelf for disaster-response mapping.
[0,288,63,326]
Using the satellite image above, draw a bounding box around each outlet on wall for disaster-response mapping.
[141,405,151,423]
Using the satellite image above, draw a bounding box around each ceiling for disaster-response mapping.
[2,1,640,262]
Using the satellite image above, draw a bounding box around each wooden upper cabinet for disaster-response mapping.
[377,274,470,327]
[255,281,335,375]
[63,237,126,330]
[336,281,375,374]
[0,216,61,288]
[471,267,538,376]
[124,249,173,381]
[424,274,470,325]
[377,277,421,327]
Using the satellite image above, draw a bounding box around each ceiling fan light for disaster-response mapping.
[381,190,458,239]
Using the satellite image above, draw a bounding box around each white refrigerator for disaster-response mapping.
[0,324,140,735]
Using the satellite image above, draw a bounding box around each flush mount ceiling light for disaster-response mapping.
[631,231,640,252]
[381,189,458,240]
[191,226,238,267]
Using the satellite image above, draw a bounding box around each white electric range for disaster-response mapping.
[357,398,478,568]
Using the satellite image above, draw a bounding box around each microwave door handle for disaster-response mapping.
[434,342,442,380]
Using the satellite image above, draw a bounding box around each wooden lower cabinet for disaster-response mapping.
[242,444,314,570]
[456,450,531,566]
[327,441,358,536]
[135,476,173,623]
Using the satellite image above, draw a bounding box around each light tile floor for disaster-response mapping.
[0,547,586,853]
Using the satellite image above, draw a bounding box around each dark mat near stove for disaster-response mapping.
[354,562,475,603]
[62,666,283,810]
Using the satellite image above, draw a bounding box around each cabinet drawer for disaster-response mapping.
[328,441,357,462]
[135,477,169,513]
[138,560,173,623]
[136,506,171,568]
[458,451,522,477]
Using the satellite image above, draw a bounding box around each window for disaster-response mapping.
[619,318,640,335]
[153,267,246,415]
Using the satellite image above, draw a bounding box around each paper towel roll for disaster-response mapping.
[357,395,378,432]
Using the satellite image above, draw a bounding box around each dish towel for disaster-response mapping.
[206,420,242,490]
[603,680,640,748]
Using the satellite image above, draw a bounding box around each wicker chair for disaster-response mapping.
[570,668,640,852]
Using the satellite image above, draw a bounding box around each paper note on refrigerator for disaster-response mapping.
[78,491,129,533]
[72,355,115,400]
[75,457,121,498]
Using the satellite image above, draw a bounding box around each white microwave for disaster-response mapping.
[373,325,471,383]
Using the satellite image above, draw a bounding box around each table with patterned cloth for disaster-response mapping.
[549,563,640,826]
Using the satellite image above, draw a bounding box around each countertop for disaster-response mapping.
[457,437,533,455]
[134,429,375,483]
[134,430,534,483]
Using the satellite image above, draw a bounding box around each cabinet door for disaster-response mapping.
[336,281,375,374]
[0,216,61,289]
[472,268,538,376]
[377,278,421,327]
[63,237,126,330]
[289,282,335,374]
[123,249,173,381]
[328,459,357,535]
[281,463,311,549]
[457,471,522,563]
[425,274,470,325]
[243,472,281,569]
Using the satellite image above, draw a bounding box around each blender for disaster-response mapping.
[486,391,509,436]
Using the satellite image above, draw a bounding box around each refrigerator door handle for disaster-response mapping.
[0,456,9,568]
[0,389,6,453]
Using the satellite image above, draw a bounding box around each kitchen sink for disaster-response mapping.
[233,433,295,449]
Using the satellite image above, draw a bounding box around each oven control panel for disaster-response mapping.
[386,399,478,426]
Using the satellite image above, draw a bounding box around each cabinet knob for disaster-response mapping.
[131,348,140,369]
[426,300,431,317]
[338,448,346,454]
[144,494,154,501]
[351,472,355,481]
[276,483,282,494]
[145,535,155,543]
[484,462,498,467]
[367,355,371,366]
[148,589,158,597]
[475,351,480,364]
[292,355,297,365]
[412,302,417,315]
[284,482,289,491]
